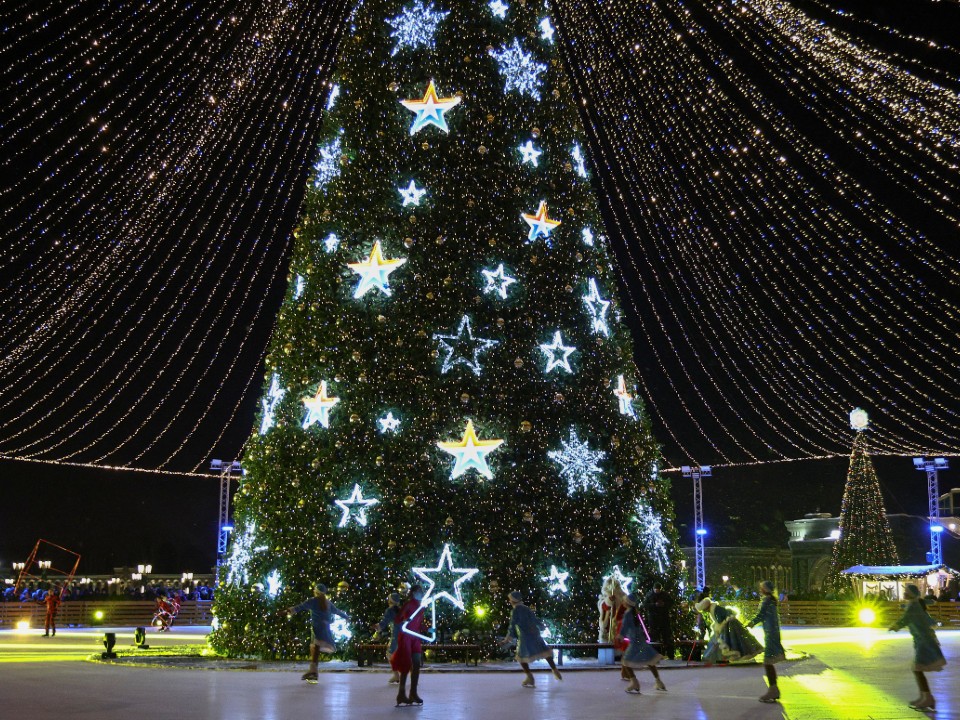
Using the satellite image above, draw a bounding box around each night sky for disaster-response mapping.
[2,0,959,573]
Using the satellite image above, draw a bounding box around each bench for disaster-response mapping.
[355,643,480,667]
[548,643,617,666]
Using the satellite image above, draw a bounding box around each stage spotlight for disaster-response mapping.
[857,607,876,626]
[102,632,118,659]
[134,626,149,650]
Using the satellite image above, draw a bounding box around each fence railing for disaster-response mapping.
[0,600,214,628]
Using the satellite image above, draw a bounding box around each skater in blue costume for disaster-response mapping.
[618,593,665,694]
[502,591,562,687]
[374,592,402,684]
[285,582,351,682]
[695,596,762,665]
[746,580,786,703]
[889,583,947,711]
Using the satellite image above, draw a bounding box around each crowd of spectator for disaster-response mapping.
[2,577,215,603]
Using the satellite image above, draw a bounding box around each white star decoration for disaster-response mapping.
[481,264,516,299]
[399,179,428,206]
[522,200,561,243]
[434,315,499,376]
[347,241,406,298]
[571,143,588,178]
[603,565,633,594]
[331,616,353,642]
[489,0,508,19]
[412,544,479,611]
[613,374,636,417]
[582,278,610,336]
[437,419,504,480]
[323,233,340,253]
[542,565,570,595]
[490,39,547,100]
[386,0,449,56]
[400,80,461,135]
[549,427,606,494]
[260,373,286,435]
[302,381,339,429]
[335,484,380,528]
[518,140,542,167]
[378,412,401,433]
[581,227,594,247]
[539,17,555,43]
[539,330,576,374]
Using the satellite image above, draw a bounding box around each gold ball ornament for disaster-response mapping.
[460,393,470,403]
[404,237,414,248]
[403,495,416,508]
[488,580,500,592]
[337,580,350,592]
[523,511,534,523]
[387,539,397,549]
[444,516,455,527]
[573,529,584,543]
[421,141,430,150]
[520,421,532,432]
[592,508,602,520]
[350,413,360,423]
[514,358,524,368]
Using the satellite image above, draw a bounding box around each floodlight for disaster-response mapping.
[696,528,707,536]
[934,458,948,469]
[134,626,149,650]
[913,458,924,468]
[210,459,223,471]
[680,466,691,474]
[857,607,876,626]
[102,632,118,659]
[931,525,944,533]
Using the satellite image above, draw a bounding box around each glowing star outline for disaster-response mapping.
[347,240,406,299]
[549,427,606,494]
[517,140,542,167]
[259,373,286,435]
[399,179,428,207]
[378,412,401,433]
[542,565,569,595]
[522,200,562,243]
[582,278,610,336]
[386,0,449,56]
[603,565,633,594]
[400,80,462,135]
[539,17,555,43]
[571,142,588,178]
[434,315,499,376]
[489,0,508,19]
[412,543,479,611]
[302,381,339,429]
[335,483,380,528]
[481,264,516,300]
[437,419,504,480]
[613,375,636,417]
[539,330,576,374]
[266,570,282,598]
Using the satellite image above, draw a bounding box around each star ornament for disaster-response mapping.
[412,544,479,610]
[434,315,499,376]
[613,375,636,417]
[481,264,516,300]
[518,140,542,167]
[335,483,380,528]
[582,278,610,336]
[347,241,406,299]
[489,0,508,19]
[603,565,633,594]
[542,565,569,595]
[399,179,428,206]
[540,330,576,374]
[302,381,339,429]
[378,412,401,433]
[522,200,561,243]
[539,17,555,43]
[400,80,461,135]
[437,419,504,480]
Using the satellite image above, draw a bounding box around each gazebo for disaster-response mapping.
[842,564,958,600]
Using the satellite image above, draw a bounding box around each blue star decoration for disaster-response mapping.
[437,419,505,480]
[548,427,606,494]
[399,179,428,206]
[335,484,380,528]
[517,139,542,167]
[489,39,547,100]
[400,80,461,135]
[489,0,508,19]
[434,315,499,376]
[386,0,449,56]
[347,241,406,299]
[539,330,576,374]
[542,565,569,595]
[522,200,561,243]
[480,264,516,299]
[412,544,479,610]
[582,278,610,336]
[378,411,401,433]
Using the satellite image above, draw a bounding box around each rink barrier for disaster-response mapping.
[0,599,213,628]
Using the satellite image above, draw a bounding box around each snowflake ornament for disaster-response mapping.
[225,525,267,585]
[490,39,547,100]
[634,500,670,572]
[312,134,342,189]
[549,428,606,494]
[387,1,449,56]
[489,0,508,19]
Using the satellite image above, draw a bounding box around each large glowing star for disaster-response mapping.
[489,0,508,19]
[335,484,380,528]
[259,373,286,435]
[399,179,428,206]
[517,140,542,167]
[378,412,401,433]
[412,544,479,611]
[522,200,561,243]
[613,375,636,417]
[386,0,449,56]
[302,381,339,429]
[400,80,461,135]
[481,264,516,299]
[603,565,633,594]
[542,565,569,595]
[549,428,605,494]
[437,420,504,480]
[540,330,576,374]
[582,278,610,336]
[434,315,499,376]
[347,241,406,298]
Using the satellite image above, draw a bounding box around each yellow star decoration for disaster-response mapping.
[400,80,462,135]
[437,419,504,480]
[347,240,406,298]
[521,200,562,242]
[302,380,339,429]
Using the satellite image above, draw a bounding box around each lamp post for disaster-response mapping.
[681,465,712,590]
[913,457,949,566]
[210,458,243,581]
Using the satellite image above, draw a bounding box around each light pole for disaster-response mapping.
[681,465,711,590]
[913,457,949,566]
[210,458,243,580]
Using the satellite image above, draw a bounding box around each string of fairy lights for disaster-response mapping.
[2,0,959,473]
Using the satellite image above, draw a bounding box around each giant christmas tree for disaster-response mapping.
[211,0,681,659]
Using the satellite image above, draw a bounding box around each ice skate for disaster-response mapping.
[552,668,562,681]
[521,673,535,688]
[408,691,423,705]
[395,689,411,707]
[910,693,935,711]
[759,685,780,703]
[655,678,667,692]
[625,677,641,694]
[300,670,318,682]
[389,671,400,685]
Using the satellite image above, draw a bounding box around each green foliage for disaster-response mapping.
[211,0,682,660]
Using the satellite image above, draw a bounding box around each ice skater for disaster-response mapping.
[392,585,426,706]
[42,585,61,637]
[374,592,402,684]
[618,592,665,694]
[888,583,947,711]
[746,580,786,703]
[501,591,562,687]
[285,582,351,682]
[695,596,762,664]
